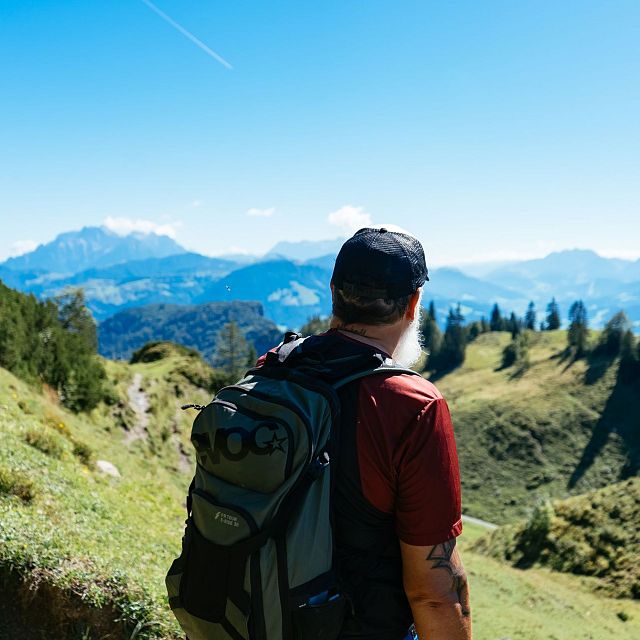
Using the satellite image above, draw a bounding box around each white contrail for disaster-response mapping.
[140,0,233,70]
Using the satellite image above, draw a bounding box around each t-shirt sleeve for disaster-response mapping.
[394,397,463,546]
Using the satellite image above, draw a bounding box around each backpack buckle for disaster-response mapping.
[309,450,330,480]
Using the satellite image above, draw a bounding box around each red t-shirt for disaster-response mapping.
[355,370,463,545]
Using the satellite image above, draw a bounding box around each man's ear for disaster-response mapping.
[406,289,422,322]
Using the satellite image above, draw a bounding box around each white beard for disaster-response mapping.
[392,308,424,368]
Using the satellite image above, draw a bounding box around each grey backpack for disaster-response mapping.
[166,334,418,640]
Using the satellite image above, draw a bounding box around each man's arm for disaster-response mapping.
[400,537,471,639]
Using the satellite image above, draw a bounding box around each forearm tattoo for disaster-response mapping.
[426,539,471,617]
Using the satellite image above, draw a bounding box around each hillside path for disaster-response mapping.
[462,514,498,530]
[125,373,150,444]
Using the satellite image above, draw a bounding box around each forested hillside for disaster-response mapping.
[98,300,281,363]
[0,281,106,411]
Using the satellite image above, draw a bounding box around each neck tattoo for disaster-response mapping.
[336,324,368,337]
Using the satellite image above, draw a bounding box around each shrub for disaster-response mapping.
[501,332,530,372]
[72,440,95,468]
[0,465,36,502]
[501,340,519,368]
[499,498,557,568]
[130,341,200,364]
[24,426,66,459]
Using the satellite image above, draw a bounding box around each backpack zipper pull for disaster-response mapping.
[181,403,206,411]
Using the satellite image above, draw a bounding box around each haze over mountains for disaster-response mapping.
[1,227,639,345]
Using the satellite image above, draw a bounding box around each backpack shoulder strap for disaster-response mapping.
[333,361,422,389]
[264,331,307,364]
[263,331,423,388]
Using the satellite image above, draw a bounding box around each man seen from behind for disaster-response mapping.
[319,227,472,640]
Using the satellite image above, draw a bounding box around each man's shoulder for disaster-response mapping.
[360,370,444,410]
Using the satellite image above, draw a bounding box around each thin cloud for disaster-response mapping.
[103,216,182,239]
[327,205,372,234]
[9,239,38,258]
[140,0,233,70]
[246,207,275,218]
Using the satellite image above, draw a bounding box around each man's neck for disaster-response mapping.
[329,319,400,357]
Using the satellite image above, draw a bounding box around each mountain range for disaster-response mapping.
[1,227,639,340]
[1,226,184,275]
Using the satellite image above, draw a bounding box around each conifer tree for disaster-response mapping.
[567,300,589,356]
[299,315,330,336]
[420,301,442,369]
[428,301,436,321]
[490,304,503,332]
[545,298,561,330]
[434,305,466,371]
[596,311,630,356]
[215,321,251,378]
[56,288,98,351]
[508,312,521,339]
[246,342,258,368]
[524,301,536,331]
[619,330,639,382]
[466,321,481,342]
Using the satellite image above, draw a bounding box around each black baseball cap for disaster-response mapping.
[331,227,429,299]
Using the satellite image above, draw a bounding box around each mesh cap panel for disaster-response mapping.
[331,227,428,299]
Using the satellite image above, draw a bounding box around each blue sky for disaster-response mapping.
[1,0,638,266]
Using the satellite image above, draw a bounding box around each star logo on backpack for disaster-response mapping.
[264,432,287,455]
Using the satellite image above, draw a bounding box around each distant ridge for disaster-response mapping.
[196,259,332,328]
[264,237,345,262]
[1,226,639,330]
[486,249,640,288]
[98,300,281,363]
[1,226,186,274]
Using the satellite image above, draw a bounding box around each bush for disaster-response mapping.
[499,499,556,569]
[0,465,36,502]
[101,378,121,406]
[24,426,66,459]
[130,341,201,364]
[501,332,530,372]
[72,440,95,467]
[501,341,518,368]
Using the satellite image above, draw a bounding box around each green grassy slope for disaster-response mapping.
[0,346,212,639]
[471,477,640,599]
[1,339,639,639]
[435,330,639,523]
[459,521,640,640]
